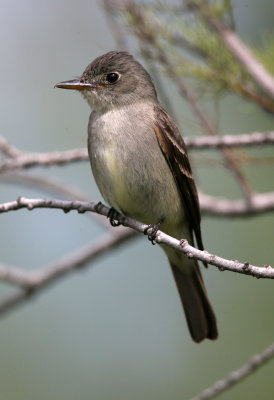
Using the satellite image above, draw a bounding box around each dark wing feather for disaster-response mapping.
[153,104,205,254]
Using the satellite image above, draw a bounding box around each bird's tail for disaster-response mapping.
[169,260,218,343]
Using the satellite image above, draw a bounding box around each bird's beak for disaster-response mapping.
[55,79,96,90]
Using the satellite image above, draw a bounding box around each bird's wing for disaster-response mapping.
[153,104,204,253]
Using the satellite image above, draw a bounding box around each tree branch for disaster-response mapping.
[0,171,109,227]
[199,191,274,217]
[0,226,136,315]
[185,131,274,149]
[1,132,273,173]
[0,135,22,158]
[188,0,274,99]
[0,226,135,289]
[0,146,87,173]
[188,342,274,400]
[1,188,274,218]
[0,197,272,279]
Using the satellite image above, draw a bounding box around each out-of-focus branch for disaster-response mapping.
[188,0,274,99]
[101,2,176,117]
[0,226,136,316]
[188,342,274,400]
[185,131,274,149]
[1,136,273,217]
[0,197,273,278]
[102,0,128,50]
[199,191,274,217]
[0,135,22,158]
[0,146,87,173]
[1,132,273,172]
[110,1,274,113]
[1,171,91,201]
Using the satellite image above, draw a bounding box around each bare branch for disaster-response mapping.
[176,238,273,278]
[0,171,109,227]
[0,197,272,278]
[199,191,274,217]
[188,342,274,400]
[0,290,32,316]
[0,227,135,288]
[0,227,136,315]
[1,189,274,218]
[0,135,22,158]
[188,0,274,99]
[185,131,274,149]
[0,146,87,173]
[0,131,272,174]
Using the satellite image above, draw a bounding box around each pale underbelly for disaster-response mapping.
[90,146,185,233]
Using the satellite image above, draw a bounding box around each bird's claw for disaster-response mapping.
[144,220,163,245]
[107,207,121,227]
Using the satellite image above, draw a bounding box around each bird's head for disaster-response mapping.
[55,51,157,111]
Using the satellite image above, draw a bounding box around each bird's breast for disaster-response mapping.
[87,104,184,228]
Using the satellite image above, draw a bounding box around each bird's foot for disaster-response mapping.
[144,219,163,245]
[107,207,122,227]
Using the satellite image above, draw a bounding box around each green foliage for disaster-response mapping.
[253,35,274,75]
[119,0,274,111]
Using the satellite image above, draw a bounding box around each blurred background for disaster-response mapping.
[0,1,273,399]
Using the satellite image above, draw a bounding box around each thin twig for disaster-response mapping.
[0,227,135,288]
[188,342,274,400]
[0,135,22,158]
[0,227,136,315]
[101,1,177,116]
[0,290,33,315]
[102,0,128,50]
[141,47,176,117]
[0,197,272,278]
[188,0,274,99]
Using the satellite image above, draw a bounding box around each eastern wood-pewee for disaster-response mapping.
[56,51,218,342]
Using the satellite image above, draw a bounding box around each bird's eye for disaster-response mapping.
[106,72,119,83]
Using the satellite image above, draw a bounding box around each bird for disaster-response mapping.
[55,51,218,342]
